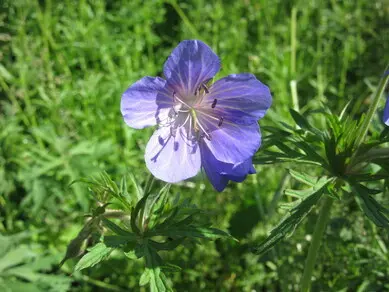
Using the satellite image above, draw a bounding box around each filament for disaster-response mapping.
[173,91,191,108]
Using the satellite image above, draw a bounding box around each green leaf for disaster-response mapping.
[253,151,322,166]
[144,246,173,292]
[149,267,172,292]
[149,238,185,251]
[0,232,31,258]
[0,64,14,81]
[289,108,312,130]
[74,243,113,272]
[261,125,292,135]
[347,173,389,182]
[353,183,389,228]
[60,219,95,267]
[124,244,145,260]
[253,178,332,255]
[127,172,143,201]
[151,226,234,240]
[144,184,172,229]
[273,141,302,158]
[131,191,153,235]
[104,235,136,248]
[288,169,318,186]
[139,269,151,286]
[101,217,135,237]
[0,245,35,272]
[284,188,314,199]
[293,141,328,167]
[380,127,389,140]
[0,280,40,292]
[161,263,182,273]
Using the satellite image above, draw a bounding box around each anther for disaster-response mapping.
[200,132,212,141]
[194,87,199,96]
[172,91,176,102]
[211,99,217,108]
[218,117,224,127]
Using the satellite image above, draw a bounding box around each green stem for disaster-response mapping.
[354,62,389,149]
[290,7,299,112]
[61,266,126,291]
[268,172,290,217]
[300,196,334,292]
[290,7,297,76]
[168,0,199,38]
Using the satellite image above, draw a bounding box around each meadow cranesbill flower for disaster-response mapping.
[121,40,272,191]
[383,95,389,126]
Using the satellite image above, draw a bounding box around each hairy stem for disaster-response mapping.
[300,196,334,292]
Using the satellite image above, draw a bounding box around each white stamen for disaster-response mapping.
[195,119,211,140]
[181,114,191,129]
[196,109,219,122]
[173,92,192,108]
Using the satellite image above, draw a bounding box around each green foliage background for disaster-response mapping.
[1,0,389,291]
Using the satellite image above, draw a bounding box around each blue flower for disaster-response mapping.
[121,40,272,191]
[384,95,389,126]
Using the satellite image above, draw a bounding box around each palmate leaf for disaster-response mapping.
[253,177,332,255]
[140,245,173,292]
[288,169,318,186]
[254,124,326,168]
[149,238,185,251]
[74,243,113,272]
[101,218,135,237]
[101,218,137,248]
[284,188,314,199]
[346,173,389,182]
[150,226,234,240]
[73,172,133,210]
[293,141,329,167]
[60,219,96,267]
[289,109,323,137]
[289,109,311,131]
[103,235,137,248]
[353,183,389,228]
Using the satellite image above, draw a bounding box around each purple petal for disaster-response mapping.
[224,160,256,182]
[121,77,173,129]
[200,121,261,164]
[145,126,201,183]
[204,73,272,124]
[163,40,220,98]
[201,143,255,191]
[201,145,229,191]
[383,95,389,126]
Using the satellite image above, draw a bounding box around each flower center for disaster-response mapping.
[159,82,225,142]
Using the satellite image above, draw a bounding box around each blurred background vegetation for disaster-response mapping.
[1,0,389,291]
